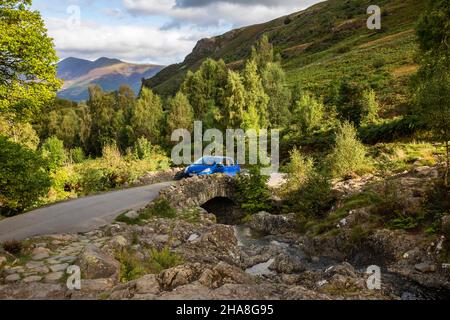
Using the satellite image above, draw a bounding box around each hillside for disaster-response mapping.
[58,57,164,102]
[143,0,424,114]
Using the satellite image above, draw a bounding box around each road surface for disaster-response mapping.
[0,182,173,242]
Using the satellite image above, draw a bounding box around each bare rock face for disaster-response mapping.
[158,264,203,291]
[248,212,296,235]
[77,245,120,281]
[269,254,306,274]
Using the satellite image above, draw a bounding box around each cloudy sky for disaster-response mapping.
[32,0,322,65]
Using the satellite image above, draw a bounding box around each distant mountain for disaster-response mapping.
[57,57,164,102]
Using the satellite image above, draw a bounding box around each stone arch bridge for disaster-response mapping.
[156,175,242,224]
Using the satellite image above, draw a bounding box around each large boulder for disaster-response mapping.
[269,254,306,274]
[78,245,120,281]
[248,212,296,235]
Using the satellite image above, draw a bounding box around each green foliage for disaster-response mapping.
[133,137,153,160]
[148,247,183,274]
[292,92,325,135]
[132,87,163,145]
[283,147,314,194]
[69,147,85,164]
[117,250,147,283]
[41,136,66,171]
[145,199,177,219]
[327,122,372,178]
[117,246,183,282]
[414,0,450,185]
[223,70,245,129]
[251,34,274,70]
[241,59,269,130]
[166,91,194,138]
[360,89,379,125]
[235,166,273,214]
[261,62,291,128]
[288,171,335,219]
[0,136,51,215]
[0,116,40,150]
[0,0,61,120]
[182,59,228,128]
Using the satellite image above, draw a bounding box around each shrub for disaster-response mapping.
[2,240,23,255]
[235,166,273,214]
[69,147,85,164]
[41,136,66,171]
[148,247,183,273]
[288,171,335,219]
[0,136,51,215]
[328,122,372,178]
[293,92,325,135]
[79,167,109,194]
[133,137,153,160]
[283,147,314,194]
[117,250,146,283]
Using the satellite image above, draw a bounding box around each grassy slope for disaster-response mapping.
[145,0,424,116]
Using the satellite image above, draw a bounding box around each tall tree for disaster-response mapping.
[414,0,450,186]
[242,59,269,130]
[0,0,61,120]
[251,34,274,70]
[132,87,163,145]
[166,91,194,141]
[223,70,245,129]
[261,62,291,128]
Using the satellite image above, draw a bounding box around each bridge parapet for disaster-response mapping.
[157,174,237,211]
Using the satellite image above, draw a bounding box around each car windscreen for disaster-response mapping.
[194,157,234,166]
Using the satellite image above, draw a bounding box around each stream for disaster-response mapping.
[233,225,450,300]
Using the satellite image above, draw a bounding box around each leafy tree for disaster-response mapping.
[242,59,269,130]
[235,166,272,214]
[87,85,118,155]
[292,92,324,135]
[132,87,163,144]
[182,58,228,127]
[261,62,291,128]
[0,116,39,150]
[0,0,61,120]
[327,122,372,178]
[166,91,194,140]
[0,136,51,215]
[414,0,450,186]
[251,34,274,70]
[223,70,245,128]
[41,136,66,171]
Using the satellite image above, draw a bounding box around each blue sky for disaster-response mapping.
[33,0,321,65]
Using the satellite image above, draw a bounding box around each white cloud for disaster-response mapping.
[124,0,321,28]
[46,17,216,65]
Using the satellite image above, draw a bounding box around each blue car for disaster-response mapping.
[175,156,241,180]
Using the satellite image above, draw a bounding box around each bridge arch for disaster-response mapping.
[156,174,244,224]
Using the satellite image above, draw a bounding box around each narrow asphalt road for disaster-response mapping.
[0,182,173,242]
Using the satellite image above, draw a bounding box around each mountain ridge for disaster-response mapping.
[57,57,164,102]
